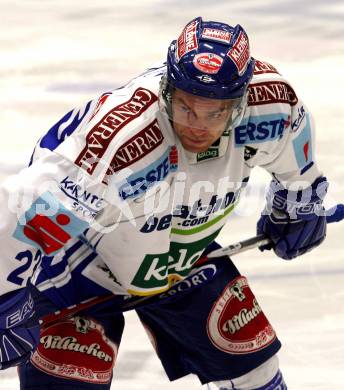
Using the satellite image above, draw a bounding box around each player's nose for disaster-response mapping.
[183,128,207,140]
[187,120,209,136]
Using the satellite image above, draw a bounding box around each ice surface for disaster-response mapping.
[0,1,343,389]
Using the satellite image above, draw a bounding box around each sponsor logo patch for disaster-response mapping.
[235,114,290,145]
[13,192,88,255]
[244,146,258,161]
[103,119,164,183]
[139,189,241,234]
[169,144,178,167]
[130,230,220,294]
[75,88,157,174]
[118,145,178,200]
[207,276,277,354]
[31,316,116,384]
[292,114,313,168]
[273,193,321,217]
[6,294,34,328]
[253,59,279,75]
[248,81,298,107]
[197,148,219,162]
[176,19,198,61]
[59,176,107,217]
[193,53,223,74]
[196,74,217,83]
[158,264,217,299]
[227,31,250,75]
[201,28,231,44]
[291,105,306,132]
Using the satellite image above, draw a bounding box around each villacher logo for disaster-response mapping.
[207,276,277,354]
[31,317,116,384]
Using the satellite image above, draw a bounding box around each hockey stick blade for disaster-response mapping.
[207,203,344,258]
[325,203,344,223]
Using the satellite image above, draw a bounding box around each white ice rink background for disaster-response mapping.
[0,1,343,389]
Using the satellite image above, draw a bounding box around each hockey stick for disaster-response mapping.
[207,204,344,258]
[39,293,157,327]
[40,204,344,326]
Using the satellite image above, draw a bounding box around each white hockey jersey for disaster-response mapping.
[0,59,321,301]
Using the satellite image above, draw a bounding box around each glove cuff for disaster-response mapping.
[0,288,35,329]
[265,176,328,219]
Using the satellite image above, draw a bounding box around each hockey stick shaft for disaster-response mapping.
[39,292,157,327]
[207,204,344,258]
[40,204,344,326]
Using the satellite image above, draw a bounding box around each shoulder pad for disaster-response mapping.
[248,60,298,108]
[253,59,281,77]
[74,86,160,176]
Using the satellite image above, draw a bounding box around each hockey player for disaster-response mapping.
[0,17,328,389]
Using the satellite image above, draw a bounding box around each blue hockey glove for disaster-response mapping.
[257,176,328,260]
[0,287,40,369]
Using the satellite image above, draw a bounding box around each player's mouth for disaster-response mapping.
[183,136,208,144]
[180,135,212,152]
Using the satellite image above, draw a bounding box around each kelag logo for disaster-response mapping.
[118,145,178,200]
[131,230,220,292]
[234,114,290,146]
[13,192,88,255]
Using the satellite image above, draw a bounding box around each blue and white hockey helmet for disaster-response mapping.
[166,17,255,100]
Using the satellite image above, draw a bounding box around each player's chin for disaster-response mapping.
[181,140,211,153]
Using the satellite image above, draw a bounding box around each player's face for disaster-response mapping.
[171,89,233,153]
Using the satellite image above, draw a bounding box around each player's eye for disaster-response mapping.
[179,105,191,114]
[209,112,221,119]
[208,111,226,120]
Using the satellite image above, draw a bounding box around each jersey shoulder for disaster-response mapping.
[31,61,174,202]
[56,61,176,201]
[233,58,306,166]
[34,61,167,160]
[248,58,299,107]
